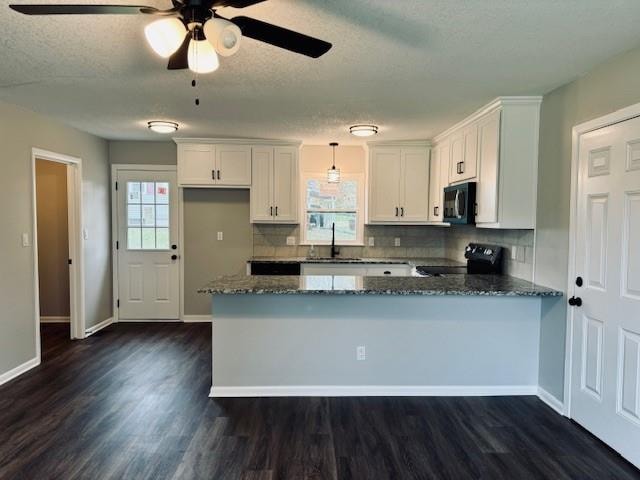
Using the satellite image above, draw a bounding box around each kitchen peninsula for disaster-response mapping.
[200,273,561,398]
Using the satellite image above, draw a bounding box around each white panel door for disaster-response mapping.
[250,147,274,223]
[177,143,215,186]
[400,147,430,222]
[476,109,501,224]
[571,116,640,468]
[369,147,402,222]
[273,147,298,223]
[215,144,251,186]
[116,169,180,320]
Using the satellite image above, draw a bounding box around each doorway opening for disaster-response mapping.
[32,148,85,363]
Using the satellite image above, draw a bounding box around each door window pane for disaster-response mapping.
[126,181,170,250]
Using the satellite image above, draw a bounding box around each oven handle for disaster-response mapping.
[454,190,462,218]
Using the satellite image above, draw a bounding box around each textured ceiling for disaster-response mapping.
[2,0,640,143]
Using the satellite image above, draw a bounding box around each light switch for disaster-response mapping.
[368,237,375,247]
[286,236,296,246]
[217,231,223,241]
[394,237,401,247]
[22,233,30,247]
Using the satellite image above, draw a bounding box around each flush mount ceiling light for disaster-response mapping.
[148,121,179,134]
[349,124,379,137]
[327,142,340,184]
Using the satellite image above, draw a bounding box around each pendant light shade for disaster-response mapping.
[188,37,220,74]
[144,18,187,58]
[327,142,340,183]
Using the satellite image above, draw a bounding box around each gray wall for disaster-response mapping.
[109,141,253,316]
[535,44,640,401]
[0,100,111,379]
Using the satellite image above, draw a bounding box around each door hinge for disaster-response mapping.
[117,299,120,308]
[68,258,72,265]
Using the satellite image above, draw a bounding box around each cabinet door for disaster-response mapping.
[215,144,251,186]
[369,148,402,222]
[177,144,216,186]
[428,145,442,221]
[273,147,298,223]
[250,147,274,223]
[449,132,464,182]
[400,147,430,222]
[460,123,478,181]
[476,110,501,224]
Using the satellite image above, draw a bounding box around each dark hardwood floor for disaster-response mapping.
[1,323,638,479]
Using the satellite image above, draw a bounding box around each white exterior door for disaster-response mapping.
[571,116,640,468]
[116,169,180,320]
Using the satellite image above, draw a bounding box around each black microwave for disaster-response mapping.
[443,182,476,224]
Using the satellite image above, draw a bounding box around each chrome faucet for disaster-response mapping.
[331,222,340,258]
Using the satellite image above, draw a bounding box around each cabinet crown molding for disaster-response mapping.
[173,137,302,147]
[366,139,431,148]
[433,96,542,144]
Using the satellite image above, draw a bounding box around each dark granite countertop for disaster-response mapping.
[199,273,562,297]
[249,257,466,267]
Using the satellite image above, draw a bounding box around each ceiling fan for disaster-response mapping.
[9,0,332,74]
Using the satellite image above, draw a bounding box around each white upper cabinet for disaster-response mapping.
[368,144,430,224]
[177,141,251,187]
[428,140,450,222]
[250,146,298,224]
[434,96,542,229]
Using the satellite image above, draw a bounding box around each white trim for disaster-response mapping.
[111,164,181,323]
[117,319,182,323]
[0,357,40,386]
[32,148,86,360]
[565,100,640,418]
[183,315,212,323]
[84,317,113,336]
[209,385,538,398]
[40,316,70,323]
[537,387,565,415]
[366,139,431,148]
[433,96,543,143]
[173,137,302,146]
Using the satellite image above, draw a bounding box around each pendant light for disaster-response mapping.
[327,142,340,183]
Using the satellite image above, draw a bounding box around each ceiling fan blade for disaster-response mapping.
[230,16,331,58]
[211,0,266,8]
[167,33,190,70]
[9,4,157,15]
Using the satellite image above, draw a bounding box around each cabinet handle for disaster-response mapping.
[275,206,278,216]
[400,207,404,217]
[217,170,221,180]
[211,170,215,180]
[270,206,273,216]
[395,207,399,217]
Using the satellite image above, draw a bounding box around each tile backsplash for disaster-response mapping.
[252,224,535,280]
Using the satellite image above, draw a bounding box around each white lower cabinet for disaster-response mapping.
[368,144,430,224]
[301,263,411,276]
[250,146,298,223]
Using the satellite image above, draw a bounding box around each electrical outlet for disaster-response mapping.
[356,345,366,361]
[286,236,296,246]
[217,231,223,241]
[22,233,30,247]
[394,237,401,247]
[368,237,375,247]
[511,245,517,260]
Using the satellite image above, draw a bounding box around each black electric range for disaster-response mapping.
[414,243,504,277]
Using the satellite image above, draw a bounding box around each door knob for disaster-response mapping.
[568,296,582,307]
[171,254,178,261]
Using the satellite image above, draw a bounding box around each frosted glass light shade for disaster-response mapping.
[327,167,341,183]
[203,18,242,57]
[188,39,220,74]
[144,18,186,58]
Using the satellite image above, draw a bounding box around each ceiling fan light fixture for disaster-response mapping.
[203,18,242,57]
[148,121,179,134]
[144,18,187,58]
[349,124,379,137]
[188,38,220,74]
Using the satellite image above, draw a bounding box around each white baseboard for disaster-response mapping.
[537,386,565,415]
[209,385,539,398]
[183,315,212,323]
[0,357,40,386]
[85,317,113,336]
[40,316,70,323]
